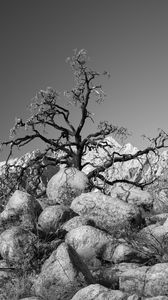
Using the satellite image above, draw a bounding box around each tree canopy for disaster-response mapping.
[1,49,168,202]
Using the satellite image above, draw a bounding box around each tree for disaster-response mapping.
[1,49,168,201]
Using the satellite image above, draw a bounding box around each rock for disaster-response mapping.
[144,263,168,297]
[37,204,75,234]
[65,225,112,262]
[153,190,168,214]
[0,260,12,285]
[32,242,81,299]
[111,185,153,211]
[112,243,134,263]
[0,190,42,230]
[119,265,149,295]
[146,213,168,226]
[19,298,41,300]
[46,167,90,205]
[96,262,140,290]
[70,283,126,300]
[144,297,168,300]
[163,217,168,228]
[138,223,168,244]
[119,263,168,297]
[62,216,89,232]
[127,294,141,300]
[0,226,36,264]
[70,191,142,234]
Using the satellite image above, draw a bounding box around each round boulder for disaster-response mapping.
[111,185,153,211]
[62,216,89,232]
[0,226,36,264]
[32,242,80,299]
[0,190,42,230]
[70,191,142,235]
[70,284,126,300]
[37,204,75,234]
[46,167,90,205]
[65,225,113,262]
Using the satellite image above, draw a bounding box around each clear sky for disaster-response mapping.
[1,0,168,160]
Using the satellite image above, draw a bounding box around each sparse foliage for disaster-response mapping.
[1,49,168,201]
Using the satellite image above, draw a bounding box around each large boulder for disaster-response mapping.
[70,284,126,300]
[138,222,168,245]
[62,216,89,232]
[0,260,12,286]
[65,225,113,263]
[37,204,75,234]
[0,190,42,230]
[0,226,36,264]
[110,185,153,211]
[32,242,82,299]
[46,167,90,206]
[119,263,168,297]
[20,298,41,300]
[70,191,142,234]
[153,190,168,214]
[97,262,140,289]
[111,243,134,264]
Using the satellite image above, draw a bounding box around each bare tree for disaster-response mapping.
[1,49,168,201]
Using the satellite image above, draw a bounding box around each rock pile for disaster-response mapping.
[1,166,168,299]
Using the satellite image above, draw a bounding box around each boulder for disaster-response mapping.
[0,226,36,264]
[97,262,139,290]
[0,260,12,286]
[119,265,150,295]
[37,204,75,234]
[19,298,41,300]
[119,263,168,297]
[65,225,113,265]
[46,167,90,206]
[111,243,134,263]
[153,190,168,214]
[65,225,113,263]
[0,190,42,230]
[111,185,153,211]
[146,213,168,226]
[138,223,168,245]
[127,294,141,300]
[70,191,142,234]
[70,283,126,300]
[62,216,89,232]
[144,297,168,300]
[144,263,168,296]
[32,242,81,299]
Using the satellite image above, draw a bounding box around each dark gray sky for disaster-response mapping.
[1,0,168,159]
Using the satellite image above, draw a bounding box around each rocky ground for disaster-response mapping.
[1,164,168,300]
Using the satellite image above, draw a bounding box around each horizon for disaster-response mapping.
[1,0,168,160]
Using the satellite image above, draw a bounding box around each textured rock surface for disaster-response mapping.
[33,242,80,299]
[112,243,134,263]
[153,190,168,214]
[0,226,36,263]
[0,260,12,286]
[37,204,74,233]
[0,190,42,230]
[110,185,153,210]
[46,167,90,205]
[65,225,113,262]
[71,191,141,234]
[62,216,89,232]
[138,223,168,245]
[19,298,41,300]
[119,263,168,297]
[70,283,126,300]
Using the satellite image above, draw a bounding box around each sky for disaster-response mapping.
[1,0,168,160]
